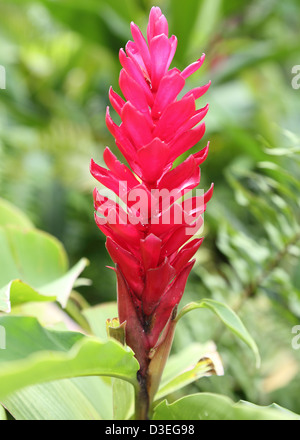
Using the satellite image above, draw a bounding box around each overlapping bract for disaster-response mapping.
[91,7,213,373]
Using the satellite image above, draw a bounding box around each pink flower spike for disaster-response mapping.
[91,7,214,389]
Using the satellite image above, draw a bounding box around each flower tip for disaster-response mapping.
[90,158,96,172]
[150,6,163,16]
[92,186,98,195]
[130,21,139,33]
[204,183,214,204]
[119,47,126,61]
[106,265,116,272]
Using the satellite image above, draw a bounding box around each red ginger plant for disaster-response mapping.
[90,6,213,419]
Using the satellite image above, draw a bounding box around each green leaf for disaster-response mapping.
[153,393,300,420]
[0,225,88,312]
[82,303,135,419]
[0,404,7,420]
[0,198,34,229]
[0,226,68,286]
[156,342,223,401]
[112,378,134,420]
[38,257,89,308]
[155,358,221,402]
[176,298,260,367]
[82,303,135,420]
[82,302,118,339]
[3,377,113,420]
[0,316,139,401]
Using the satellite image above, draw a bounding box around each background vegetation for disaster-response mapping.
[1,0,300,415]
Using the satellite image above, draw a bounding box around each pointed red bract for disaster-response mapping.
[91,7,213,371]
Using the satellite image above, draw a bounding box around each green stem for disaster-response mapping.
[134,372,150,420]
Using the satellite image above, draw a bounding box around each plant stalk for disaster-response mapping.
[135,372,150,420]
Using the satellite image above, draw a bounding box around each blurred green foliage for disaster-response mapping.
[0,0,300,415]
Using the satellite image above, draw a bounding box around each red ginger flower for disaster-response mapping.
[91,7,213,379]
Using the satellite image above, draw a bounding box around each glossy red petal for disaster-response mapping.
[152,69,185,118]
[137,138,170,183]
[183,80,211,100]
[105,106,136,161]
[150,34,172,91]
[90,159,120,196]
[108,87,125,117]
[158,155,200,200]
[106,237,144,297]
[119,69,150,115]
[170,238,204,273]
[142,258,176,315]
[193,142,209,166]
[103,147,140,190]
[125,40,147,73]
[121,102,153,149]
[153,95,195,142]
[177,104,209,135]
[130,22,151,73]
[169,122,206,161]
[167,35,178,69]
[161,215,203,258]
[140,234,162,270]
[204,182,214,204]
[116,267,150,374]
[181,54,205,79]
[147,6,169,42]
[119,48,153,106]
[147,261,195,347]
